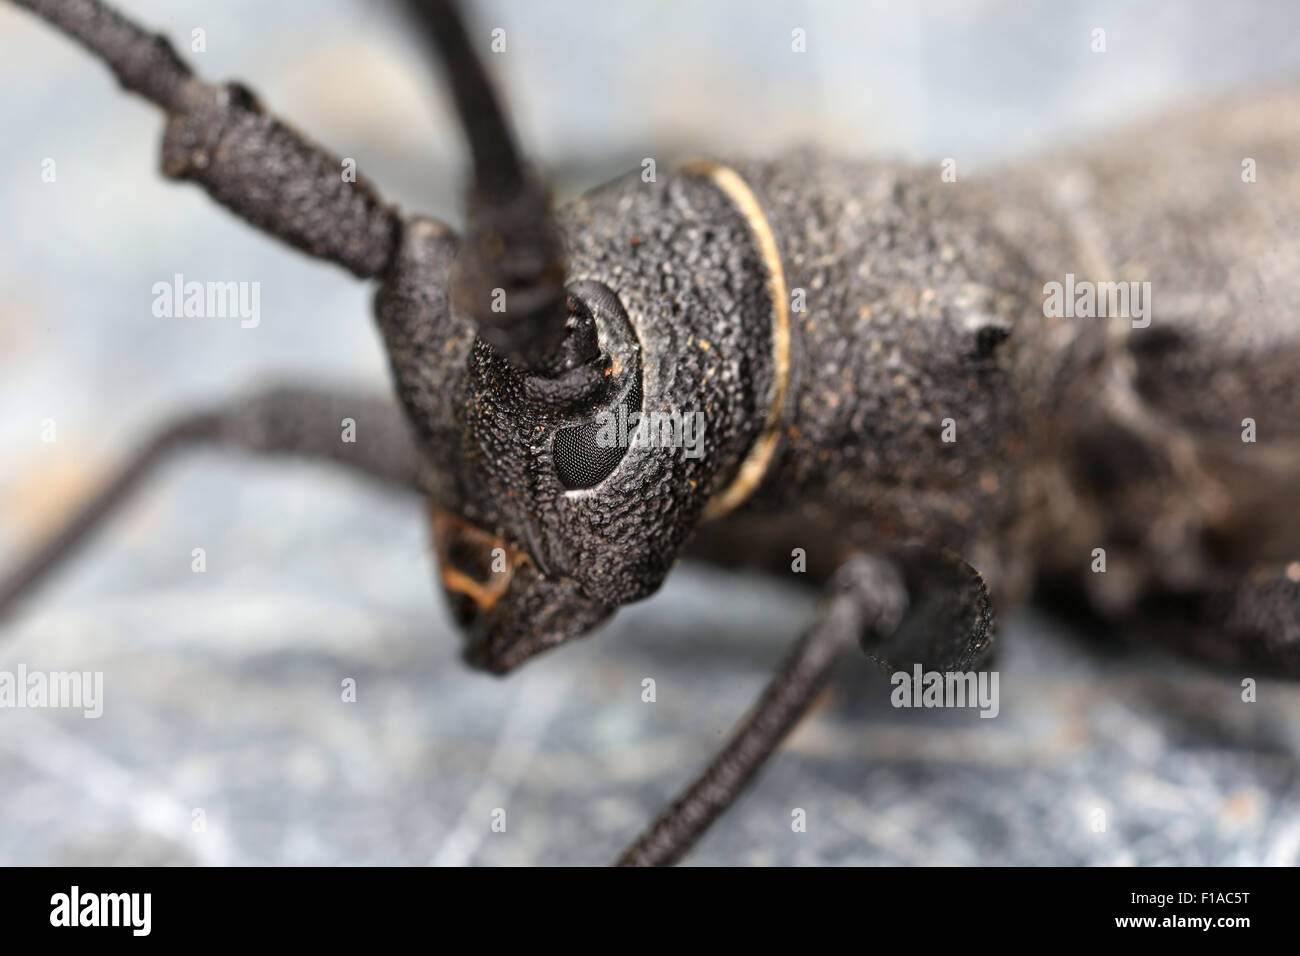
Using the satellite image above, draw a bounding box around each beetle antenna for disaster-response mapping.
[404,0,569,370]
[9,0,403,279]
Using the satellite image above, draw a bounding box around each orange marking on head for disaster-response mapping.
[428,503,530,613]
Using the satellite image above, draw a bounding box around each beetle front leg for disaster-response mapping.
[0,386,427,626]
[615,547,996,866]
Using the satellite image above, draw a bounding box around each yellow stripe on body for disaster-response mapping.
[683,161,791,521]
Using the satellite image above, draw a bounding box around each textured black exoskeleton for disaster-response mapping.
[4,0,1299,866]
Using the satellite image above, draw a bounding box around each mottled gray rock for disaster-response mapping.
[2,458,1297,865]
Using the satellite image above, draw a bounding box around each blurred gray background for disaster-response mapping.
[2,0,1299,865]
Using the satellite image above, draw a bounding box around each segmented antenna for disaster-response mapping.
[404,0,570,370]
[10,0,401,279]
[12,0,569,369]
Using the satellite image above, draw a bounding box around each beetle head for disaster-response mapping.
[382,262,729,674]
[380,1,767,673]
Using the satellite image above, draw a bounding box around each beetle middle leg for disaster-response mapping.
[616,547,996,866]
[1124,565,1300,678]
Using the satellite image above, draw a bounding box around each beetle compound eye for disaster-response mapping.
[553,374,643,490]
[552,424,625,489]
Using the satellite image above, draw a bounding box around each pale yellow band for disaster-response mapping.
[684,161,791,521]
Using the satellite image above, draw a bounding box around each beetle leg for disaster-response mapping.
[1130,564,1300,678]
[615,548,997,866]
[0,386,426,625]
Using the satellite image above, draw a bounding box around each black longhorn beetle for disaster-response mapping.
[3,0,1299,866]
